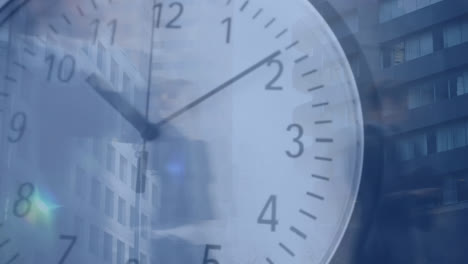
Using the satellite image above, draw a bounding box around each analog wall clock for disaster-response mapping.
[0,0,365,263]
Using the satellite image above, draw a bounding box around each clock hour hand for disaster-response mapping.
[155,50,282,127]
[86,73,159,141]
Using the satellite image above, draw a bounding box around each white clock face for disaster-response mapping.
[0,0,363,263]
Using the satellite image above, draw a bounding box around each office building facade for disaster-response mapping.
[313,0,468,263]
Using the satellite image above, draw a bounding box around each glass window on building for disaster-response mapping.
[103,231,113,262]
[117,240,125,264]
[110,58,119,89]
[436,78,450,102]
[141,214,148,239]
[457,174,468,202]
[420,83,435,105]
[123,73,132,99]
[106,144,116,173]
[379,0,392,23]
[118,196,126,225]
[444,18,468,48]
[405,34,421,61]
[89,225,99,256]
[444,22,462,48]
[443,176,458,205]
[131,165,137,191]
[448,70,468,97]
[380,0,442,23]
[129,247,137,260]
[90,178,101,209]
[408,68,468,109]
[408,83,435,109]
[74,216,84,249]
[140,253,147,264]
[437,122,468,152]
[0,22,9,42]
[392,42,405,65]
[408,85,420,109]
[420,31,434,56]
[104,187,114,218]
[404,0,418,13]
[397,138,413,161]
[133,86,140,107]
[464,71,468,94]
[383,31,433,67]
[463,20,468,43]
[414,134,428,157]
[143,183,148,200]
[130,205,136,228]
[452,123,467,148]
[152,184,158,208]
[406,32,433,61]
[82,45,88,56]
[74,167,86,197]
[437,126,451,152]
[119,155,128,183]
[397,133,428,160]
[93,138,103,162]
[97,42,106,74]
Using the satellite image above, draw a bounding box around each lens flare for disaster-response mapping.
[25,188,60,226]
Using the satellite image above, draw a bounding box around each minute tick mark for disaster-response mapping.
[299,209,318,220]
[13,61,26,71]
[0,238,11,248]
[62,14,71,25]
[315,156,333,162]
[48,24,58,34]
[312,102,329,108]
[275,28,288,39]
[307,192,325,201]
[285,40,299,50]
[290,226,307,239]
[295,55,308,64]
[23,47,36,56]
[4,253,19,264]
[266,257,274,264]
[302,69,318,77]
[279,242,295,257]
[90,0,97,10]
[76,5,84,16]
[315,120,332,125]
[252,8,263,19]
[239,0,248,12]
[308,84,324,92]
[311,174,330,181]
[265,18,276,28]
[316,138,333,143]
[5,76,16,82]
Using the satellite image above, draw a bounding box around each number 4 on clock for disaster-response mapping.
[257,195,279,232]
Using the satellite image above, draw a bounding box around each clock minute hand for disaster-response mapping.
[86,74,159,141]
[154,50,282,128]
[88,50,282,142]
[0,0,30,27]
